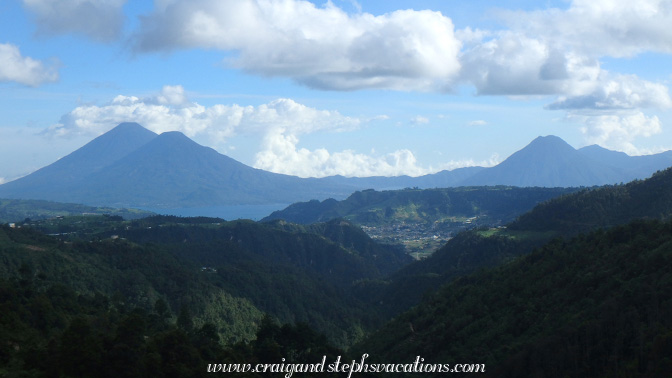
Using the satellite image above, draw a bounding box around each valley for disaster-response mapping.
[4,0,672,375]
[1,123,672,377]
[263,186,579,257]
[2,166,672,376]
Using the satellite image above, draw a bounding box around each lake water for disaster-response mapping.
[139,203,290,221]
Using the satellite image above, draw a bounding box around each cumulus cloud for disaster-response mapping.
[46,85,360,140]
[459,29,672,116]
[454,0,672,153]
[253,129,431,178]
[45,85,445,177]
[457,0,672,102]
[132,0,461,91]
[498,0,672,58]
[548,73,672,110]
[568,110,663,154]
[22,0,127,42]
[463,33,607,97]
[0,43,59,86]
[47,85,236,139]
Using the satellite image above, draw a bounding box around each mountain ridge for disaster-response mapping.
[0,122,157,198]
[462,135,628,187]
[1,124,671,209]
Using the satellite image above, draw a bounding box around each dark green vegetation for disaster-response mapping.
[0,198,153,223]
[357,219,672,377]
[0,263,342,378]
[351,168,672,318]
[349,168,672,376]
[0,214,410,376]
[263,186,578,256]
[1,214,411,356]
[509,168,672,235]
[3,165,672,377]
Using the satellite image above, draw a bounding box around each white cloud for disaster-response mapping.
[457,1,672,104]
[0,43,59,86]
[253,129,430,178]
[22,0,127,42]
[154,84,189,106]
[455,0,672,153]
[45,86,452,177]
[498,0,672,58]
[459,30,602,96]
[569,110,663,154]
[548,73,672,110]
[132,0,461,91]
[129,0,671,113]
[459,30,672,115]
[436,154,501,171]
[468,120,488,126]
[46,86,360,141]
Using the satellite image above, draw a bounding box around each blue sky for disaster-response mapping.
[1,0,672,183]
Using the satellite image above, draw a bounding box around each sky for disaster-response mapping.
[1,0,672,184]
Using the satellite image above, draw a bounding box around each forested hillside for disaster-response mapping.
[510,168,672,235]
[2,214,411,352]
[354,167,672,318]
[0,267,343,378]
[264,186,578,256]
[4,169,672,377]
[264,186,578,226]
[356,219,672,377]
[1,213,410,376]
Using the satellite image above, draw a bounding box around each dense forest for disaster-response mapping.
[509,168,672,235]
[356,219,672,377]
[351,168,672,319]
[0,269,343,377]
[1,214,411,355]
[3,168,672,376]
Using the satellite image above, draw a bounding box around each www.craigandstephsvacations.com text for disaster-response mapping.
[207,354,485,376]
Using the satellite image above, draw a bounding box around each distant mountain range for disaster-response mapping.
[461,135,672,187]
[0,123,670,208]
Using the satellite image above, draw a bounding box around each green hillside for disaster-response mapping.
[265,186,578,226]
[0,224,263,343]
[1,213,412,376]
[4,169,672,377]
[509,168,672,235]
[355,167,672,318]
[3,214,411,350]
[264,186,578,256]
[356,219,672,377]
